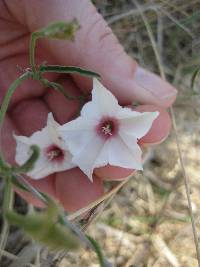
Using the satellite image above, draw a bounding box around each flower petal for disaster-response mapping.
[15,135,51,179]
[107,137,143,170]
[50,151,76,173]
[116,107,142,119]
[59,117,96,153]
[119,111,159,139]
[71,134,105,181]
[15,135,33,165]
[119,131,142,164]
[28,156,53,179]
[47,113,63,145]
[19,127,52,148]
[81,78,121,119]
[15,135,75,179]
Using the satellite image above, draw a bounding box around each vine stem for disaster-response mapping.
[0,72,31,127]
[0,177,14,259]
[0,71,31,161]
[29,33,39,72]
[133,1,200,265]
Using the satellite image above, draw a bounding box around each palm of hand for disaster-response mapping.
[0,0,176,212]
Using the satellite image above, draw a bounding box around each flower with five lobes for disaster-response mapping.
[14,113,75,179]
[59,79,159,181]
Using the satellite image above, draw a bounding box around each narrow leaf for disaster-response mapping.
[6,211,79,251]
[39,65,101,78]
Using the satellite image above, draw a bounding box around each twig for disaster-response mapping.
[159,8,194,38]
[152,234,180,267]
[107,4,160,25]
[124,242,150,267]
[96,223,148,246]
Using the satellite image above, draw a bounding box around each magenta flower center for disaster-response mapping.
[97,117,118,139]
[45,144,64,162]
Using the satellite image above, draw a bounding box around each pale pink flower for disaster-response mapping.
[59,79,159,181]
[14,113,75,179]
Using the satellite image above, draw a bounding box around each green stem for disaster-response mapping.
[3,177,13,212]
[0,71,31,128]
[29,33,39,72]
[87,236,111,267]
[0,154,10,173]
[41,79,75,100]
[0,71,31,162]
[0,177,14,258]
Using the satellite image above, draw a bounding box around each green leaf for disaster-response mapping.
[39,65,101,78]
[6,210,80,251]
[36,19,80,40]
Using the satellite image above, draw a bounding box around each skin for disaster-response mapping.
[0,0,177,212]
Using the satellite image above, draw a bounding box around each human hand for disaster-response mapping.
[0,0,177,212]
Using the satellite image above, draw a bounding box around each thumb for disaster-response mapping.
[9,0,177,107]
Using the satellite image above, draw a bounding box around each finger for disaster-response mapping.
[8,0,177,107]
[135,105,171,145]
[95,166,134,181]
[10,98,50,135]
[55,168,104,212]
[95,105,171,180]
[44,76,81,124]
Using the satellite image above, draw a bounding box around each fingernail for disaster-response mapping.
[134,66,177,100]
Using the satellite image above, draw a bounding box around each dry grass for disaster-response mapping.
[1,0,200,266]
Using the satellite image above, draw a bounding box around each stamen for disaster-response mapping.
[102,124,113,136]
[47,150,61,160]
[45,144,64,162]
[97,117,118,139]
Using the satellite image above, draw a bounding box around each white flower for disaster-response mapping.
[14,113,75,179]
[59,79,159,181]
